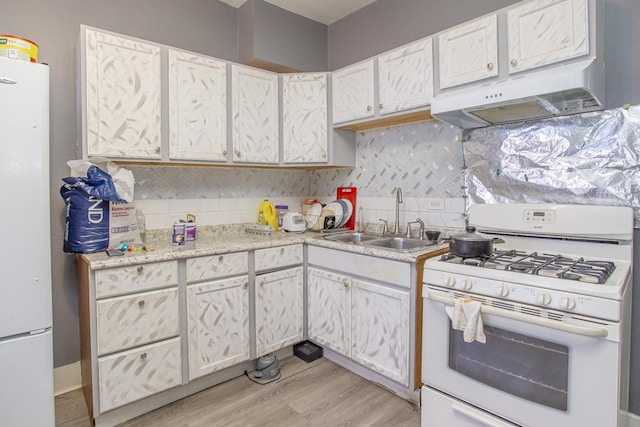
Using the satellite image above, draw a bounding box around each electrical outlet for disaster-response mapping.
[427,198,445,210]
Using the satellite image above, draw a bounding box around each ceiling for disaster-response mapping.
[219,0,379,25]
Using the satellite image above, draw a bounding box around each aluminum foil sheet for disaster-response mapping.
[463,106,640,228]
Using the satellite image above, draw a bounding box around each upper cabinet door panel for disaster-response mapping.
[84,29,162,159]
[282,73,328,164]
[438,14,498,89]
[378,38,434,115]
[231,65,279,164]
[332,60,375,124]
[508,0,589,73]
[168,50,227,162]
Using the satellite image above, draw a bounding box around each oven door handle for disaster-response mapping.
[427,291,608,338]
[451,402,516,426]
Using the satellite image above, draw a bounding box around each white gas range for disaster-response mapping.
[421,203,634,427]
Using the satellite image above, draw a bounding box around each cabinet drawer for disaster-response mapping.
[95,261,178,299]
[98,337,182,413]
[187,251,248,282]
[255,244,303,272]
[96,288,179,355]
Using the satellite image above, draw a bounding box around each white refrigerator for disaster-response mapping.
[0,57,55,426]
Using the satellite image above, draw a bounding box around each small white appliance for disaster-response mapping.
[282,212,306,232]
[421,203,633,427]
[0,57,55,426]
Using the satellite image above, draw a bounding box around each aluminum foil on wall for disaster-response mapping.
[464,106,640,227]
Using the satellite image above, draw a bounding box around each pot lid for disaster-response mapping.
[451,226,493,242]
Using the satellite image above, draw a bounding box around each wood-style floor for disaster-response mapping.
[55,357,421,427]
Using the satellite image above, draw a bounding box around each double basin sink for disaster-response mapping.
[322,232,438,253]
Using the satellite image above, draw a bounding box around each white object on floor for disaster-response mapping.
[445,298,486,343]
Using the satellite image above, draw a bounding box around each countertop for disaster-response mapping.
[79,230,449,270]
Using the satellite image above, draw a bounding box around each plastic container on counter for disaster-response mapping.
[276,205,289,229]
[258,199,278,230]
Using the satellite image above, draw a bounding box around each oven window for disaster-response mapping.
[449,325,569,410]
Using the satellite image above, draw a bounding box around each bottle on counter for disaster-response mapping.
[276,205,289,229]
[136,209,146,243]
[258,199,278,230]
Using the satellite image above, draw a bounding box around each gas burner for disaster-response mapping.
[439,250,616,284]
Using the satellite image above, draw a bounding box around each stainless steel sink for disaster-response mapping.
[323,232,382,243]
[363,237,437,252]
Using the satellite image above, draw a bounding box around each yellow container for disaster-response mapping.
[0,35,38,62]
[258,199,278,231]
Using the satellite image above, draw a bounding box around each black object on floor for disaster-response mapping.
[294,341,323,363]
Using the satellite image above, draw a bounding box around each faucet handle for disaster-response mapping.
[405,221,418,238]
[378,219,389,235]
[415,218,425,239]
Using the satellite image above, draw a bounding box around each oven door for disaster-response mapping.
[422,286,622,427]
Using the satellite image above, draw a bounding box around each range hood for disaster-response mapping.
[431,58,605,129]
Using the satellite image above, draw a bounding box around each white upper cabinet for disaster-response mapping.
[168,50,227,162]
[507,0,589,73]
[83,28,162,159]
[438,14,499,89]
[282,73,328,164]
[332,59,375,124]
[231,65,279,164]
[378,38,434,115]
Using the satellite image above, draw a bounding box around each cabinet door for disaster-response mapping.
[307,267,351,357]
[231,65,279,163]
[186,276,250,380]
[255,267,304,357]
[438,14,498,89]
[507,0,589,73]
[282,73,328,164]
[378,38,434,115]
[351,279,410,386]
[168,50,227,161]
[332,60,375,124]
[84,29,162,159]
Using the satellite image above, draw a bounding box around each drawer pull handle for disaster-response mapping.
[280,247,285,254]
[140,352,147,360]
[343,282,349,288]
[137,266,144,273]
[138,300,145,308]
[487,62,494,70]
[218,255,224,261]
[510,59,518,66]
[244,282,249,288]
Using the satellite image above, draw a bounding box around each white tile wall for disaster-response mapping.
[130,120,466,230]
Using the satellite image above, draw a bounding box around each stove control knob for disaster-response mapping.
[496,284,509,297]
[536,292,551,305]
[462,279,473,290]
[444,276,456,288]
[559,296,576,310]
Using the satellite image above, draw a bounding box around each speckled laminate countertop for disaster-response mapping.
[79,231,449,270]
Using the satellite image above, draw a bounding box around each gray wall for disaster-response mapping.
[328,0,520,70]
[240,0,328,71]
[0,0,238,367]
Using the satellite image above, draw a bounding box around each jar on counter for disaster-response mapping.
[276,205,289,229]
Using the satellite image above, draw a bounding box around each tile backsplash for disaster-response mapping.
[130,120,465,231]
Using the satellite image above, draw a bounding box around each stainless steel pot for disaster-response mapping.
[445,226,503,258]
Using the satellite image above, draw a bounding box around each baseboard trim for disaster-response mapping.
[628,411,640,427]
[54,361,82,396]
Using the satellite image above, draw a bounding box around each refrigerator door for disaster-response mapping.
[0,57,52,337]
[0,331,55,426]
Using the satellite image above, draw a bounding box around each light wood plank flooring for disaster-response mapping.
[55,357,420,426]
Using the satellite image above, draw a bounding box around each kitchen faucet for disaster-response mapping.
[393,187,403,235]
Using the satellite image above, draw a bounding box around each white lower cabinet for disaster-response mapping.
[186,275,251,380]
[307,253,412,387]
[351,278,410,386]
[307,267,352,357]
[255,266,304,357]
[98,338,182,412]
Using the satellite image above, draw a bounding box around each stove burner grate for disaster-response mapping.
[440,249,616,284]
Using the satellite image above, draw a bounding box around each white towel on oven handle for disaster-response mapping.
[445,298,486,344]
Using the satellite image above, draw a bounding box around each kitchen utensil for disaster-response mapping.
[282,212,306,232]
[325,201,344,228]
[337,187,357,231]
[444,226,503,258]
[425,230,441,241]
[315,205,339,231]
